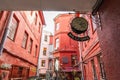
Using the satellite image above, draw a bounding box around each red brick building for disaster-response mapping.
[97,0,120,80]
[79,0,120,80]
[53,14,80,79]
[0,11,45,79]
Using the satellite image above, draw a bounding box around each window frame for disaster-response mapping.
[28,38,33,53]
[91,15,97,33]
[91,59,98,80]
[41,60,46,67]
[0,11,3,20]
[44,35,48,42]
[43,47,47,56]
[97,54,106,79]
[7,14,19,41]
[34,45,38,57]
[38,22,41,32]
[71,55,77,66]
[56,23,60,31]
[21,31,28,49]
[35,13,37,25]
[55,38,59,49]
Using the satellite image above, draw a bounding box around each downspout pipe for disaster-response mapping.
[0,11,13,55]
[78,42,84,80]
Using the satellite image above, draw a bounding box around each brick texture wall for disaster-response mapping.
[98,0,120,80]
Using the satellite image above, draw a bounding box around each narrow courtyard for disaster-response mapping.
[0,0,120,80]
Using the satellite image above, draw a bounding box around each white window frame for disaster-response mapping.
[8,16,18,40]
[55,38,59,49]
[56,23,60,31]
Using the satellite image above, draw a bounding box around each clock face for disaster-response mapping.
[71,17,88,34]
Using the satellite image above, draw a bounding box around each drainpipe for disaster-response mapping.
[0,11,13,55]
[78,41,84,80]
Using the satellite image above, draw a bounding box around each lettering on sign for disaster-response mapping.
[68,32,90,41]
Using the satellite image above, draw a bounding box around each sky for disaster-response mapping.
[43,11,70,35]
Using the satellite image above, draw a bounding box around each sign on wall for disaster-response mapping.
[68,32,90,41]
[68,17,90,41]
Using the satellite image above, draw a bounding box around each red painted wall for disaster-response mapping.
[53,14,79,71]
[78,14,103,80]
[0,11,9,43]
[97,0,120,80]
[0,11,45,77]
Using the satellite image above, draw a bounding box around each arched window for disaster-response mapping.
[56,23,60,31]
[55,38,59,49]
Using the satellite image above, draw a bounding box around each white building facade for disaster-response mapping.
[39,30,53,78]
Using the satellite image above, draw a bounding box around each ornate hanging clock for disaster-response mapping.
[68,16,90,42]
[71,17,88,34]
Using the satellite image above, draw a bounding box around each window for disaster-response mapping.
[34,45,38,57]
[8,16,18,40]
[71,55,77,66]
[84,66,87,79]
[18,67,23,76]
[56,23,60,30]
[11,66,29,78]
[43,47,47,56]
[28,38,33,53]
[83,32,87,48]
[83,25,90,47]
[44,35,48,42]
[55,38,59,49]
[11,66,22,77]
[55,59,59,71]
[91,59,98,80]
[22,32,28,48]
[48,60,53,70]
[41,60,45,67]
[35,13,37,25]
[0,11,3,20]
[97,54,106,79]
[62,57,68,64]
[38,22,41,32]
[49,52,52,55]
[91,15,97,32]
